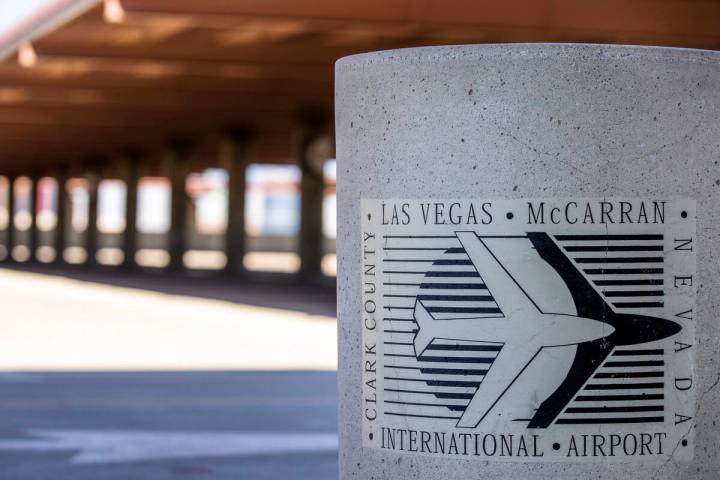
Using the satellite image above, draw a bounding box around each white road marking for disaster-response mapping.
[0,430,338,464]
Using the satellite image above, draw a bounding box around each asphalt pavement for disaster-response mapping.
[0,371,338,479]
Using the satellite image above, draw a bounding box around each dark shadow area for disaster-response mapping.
[0,371,338,480]
[0,264,336,318]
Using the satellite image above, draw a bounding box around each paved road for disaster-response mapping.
[0,371,338,479]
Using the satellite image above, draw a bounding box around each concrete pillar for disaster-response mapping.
[85,170,99,266]
[54,170,68,264]
[336,44,718,479]
[5,175,15,261]
[298,110,330,279]
[27,173,38,261]
[167,141,192,271]
[122,154,140,269]
[221,131,251,276]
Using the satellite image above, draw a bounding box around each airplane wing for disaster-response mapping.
[455,232,540,317]
[525,232,609,320]
[527,339,612,428]
[456,342,542,428]
[524,232,614,428]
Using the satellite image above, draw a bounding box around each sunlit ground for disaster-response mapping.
[0,268,337,371]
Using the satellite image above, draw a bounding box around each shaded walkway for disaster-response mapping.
[0,267,337,371]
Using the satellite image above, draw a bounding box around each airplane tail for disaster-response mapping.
[413,300,436,356]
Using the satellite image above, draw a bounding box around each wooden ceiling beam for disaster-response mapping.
[0,84,329,112]
[0,103,316,128]
[32,5,720,69]
[9,52,332,83]
[0,130,295,152]
[0,64,332,96]
[115,0,720,39]
[0,130,298,173]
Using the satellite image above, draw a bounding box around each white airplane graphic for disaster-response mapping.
[412,232,615,428]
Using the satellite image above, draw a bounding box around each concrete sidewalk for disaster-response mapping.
[0,268,337,371]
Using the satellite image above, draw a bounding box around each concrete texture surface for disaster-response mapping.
[336,43,720,479]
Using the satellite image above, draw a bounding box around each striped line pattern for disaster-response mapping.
[555,348,666,424]
[554,233,666,424]
[382,235,502,420]
[381,233,667,425]
[556,234,665,310]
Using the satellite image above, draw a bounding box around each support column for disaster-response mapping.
[85,171,99,266]
[27,173,38,261]
[122,154,140,269]
[222,131,252,276]
[167,141,191,272]
[5,175,15,261]
[298,110,331,279]
[54,169,68,264]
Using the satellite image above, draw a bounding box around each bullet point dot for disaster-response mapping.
[369,433,374,440]
[506,212,514,220]
[552,442,561,451]
[681,439,688,447]
[681,211,688,219]
[367,213,372,221]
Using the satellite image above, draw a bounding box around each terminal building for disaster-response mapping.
[0,0,717,283]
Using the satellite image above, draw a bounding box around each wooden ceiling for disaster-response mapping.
[1,0,719,174]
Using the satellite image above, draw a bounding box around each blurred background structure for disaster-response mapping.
[0,1,718,479]
[0,0,719,282]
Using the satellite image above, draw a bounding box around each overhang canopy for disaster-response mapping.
[1,0,719,174]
